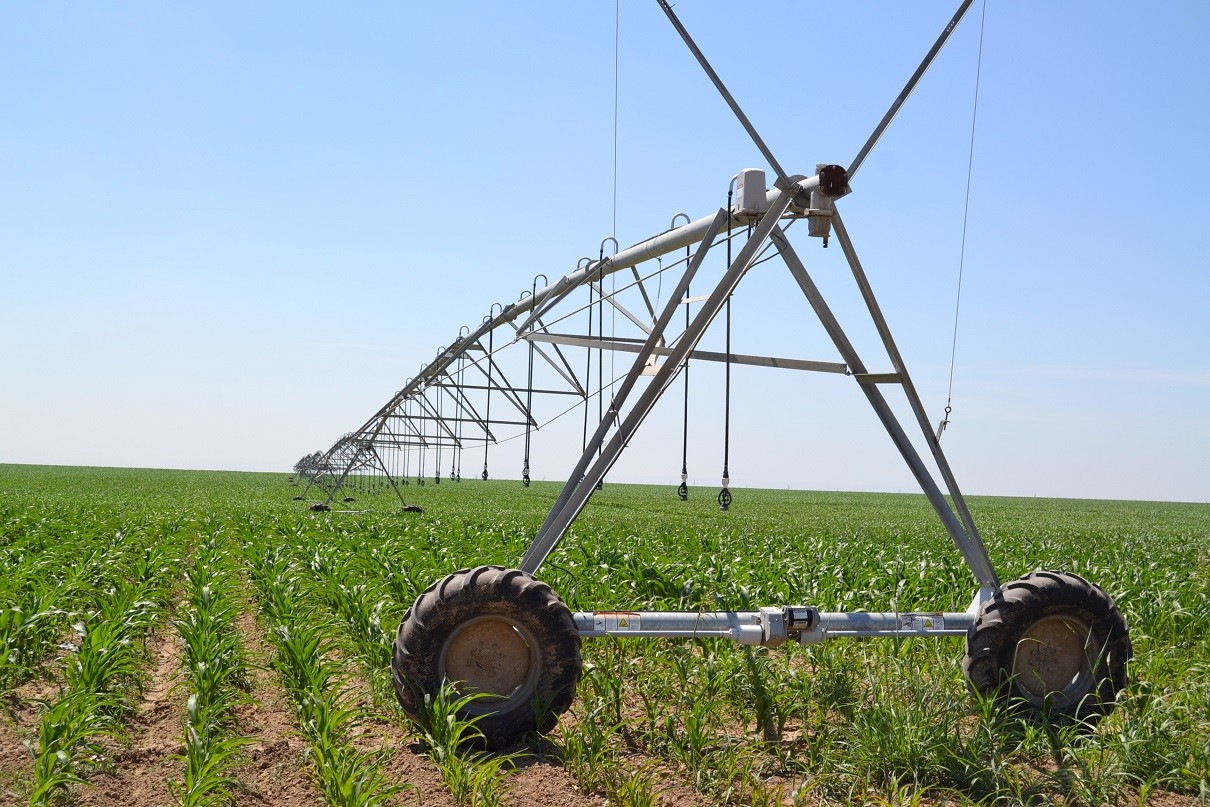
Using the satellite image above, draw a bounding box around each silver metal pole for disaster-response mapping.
[654,0,789,185]
[570,607,977,645]
[513,179,821,337]
[770,228,999,590]
[574,610,768,645]
[830,211,991,562]
[523,208,732,568]
[521,186,802,575]
[525,332,848,375]
[848,0,976,181]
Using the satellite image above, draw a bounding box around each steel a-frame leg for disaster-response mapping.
[769,227,997,591]
[520,190,998,594]
[315,441,410,510]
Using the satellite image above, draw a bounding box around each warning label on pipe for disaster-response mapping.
[594,612,642,632]
[900,614,944,632]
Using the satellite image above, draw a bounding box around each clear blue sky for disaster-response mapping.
[2,2,1207,503]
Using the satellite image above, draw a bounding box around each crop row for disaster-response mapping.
[170,532,254,805]
[242,534,401,805]
[25,528,182,803]
[1,467,1208,806]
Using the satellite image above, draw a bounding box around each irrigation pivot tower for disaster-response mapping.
[300,0,1132,749]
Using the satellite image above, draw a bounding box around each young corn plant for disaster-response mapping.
[25,690,116,805]
[554,702,623,797]
[170,693,252,807]
[301,543,395,706]
[170,538,254,806]
[416,680,524,806]
[29,534,180,805]
[244,536,401,806]
[601,760,657,807]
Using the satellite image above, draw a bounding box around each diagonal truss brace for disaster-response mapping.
[521,183,802,573]
[518,175,997,592]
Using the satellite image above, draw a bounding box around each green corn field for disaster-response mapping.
[0,464,1206,806]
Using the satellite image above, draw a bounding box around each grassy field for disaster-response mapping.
[0,464,1207,806]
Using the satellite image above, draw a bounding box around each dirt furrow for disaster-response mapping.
[228,608,323,807]
[503,753,609,807]
[1,678,61,804]
[73,624,186,807]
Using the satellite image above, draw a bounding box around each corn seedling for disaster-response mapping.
[417,681,525,805]
[243,535,400,805]
[3,467,1208,804]
[170,537,254,806]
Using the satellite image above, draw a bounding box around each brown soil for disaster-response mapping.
[5,648,1200,807]
[72,624,187,807]
[505,752,609,807]
[0,709,35,807]
[0,651,74,805]
[226,608,322,807]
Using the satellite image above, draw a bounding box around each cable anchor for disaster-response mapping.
[935,404,952,442]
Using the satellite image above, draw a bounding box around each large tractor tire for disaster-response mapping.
[964,570,1130,724]
[392,565,582,749]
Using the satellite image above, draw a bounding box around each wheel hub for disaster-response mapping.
[1011,614,1098,708]
[439,615,540,709]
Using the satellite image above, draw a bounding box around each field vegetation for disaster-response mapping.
[0,464,1207,805]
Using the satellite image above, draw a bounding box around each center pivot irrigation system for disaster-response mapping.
[297,1,1131,749]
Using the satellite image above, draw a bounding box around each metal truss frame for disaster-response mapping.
[302,0,999,606]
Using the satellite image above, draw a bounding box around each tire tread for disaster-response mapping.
[392,565,581,749]
[963,570,1130,724]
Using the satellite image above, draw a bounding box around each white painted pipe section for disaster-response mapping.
[510,174,823,333]
[572,606,976,647]
[573,610,767,646]
[336,173,823,449]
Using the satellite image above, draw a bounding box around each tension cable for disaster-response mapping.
[434,373,442,485]
[523,276,546,487]
[938,0,987,442]
[452,331,466,482]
